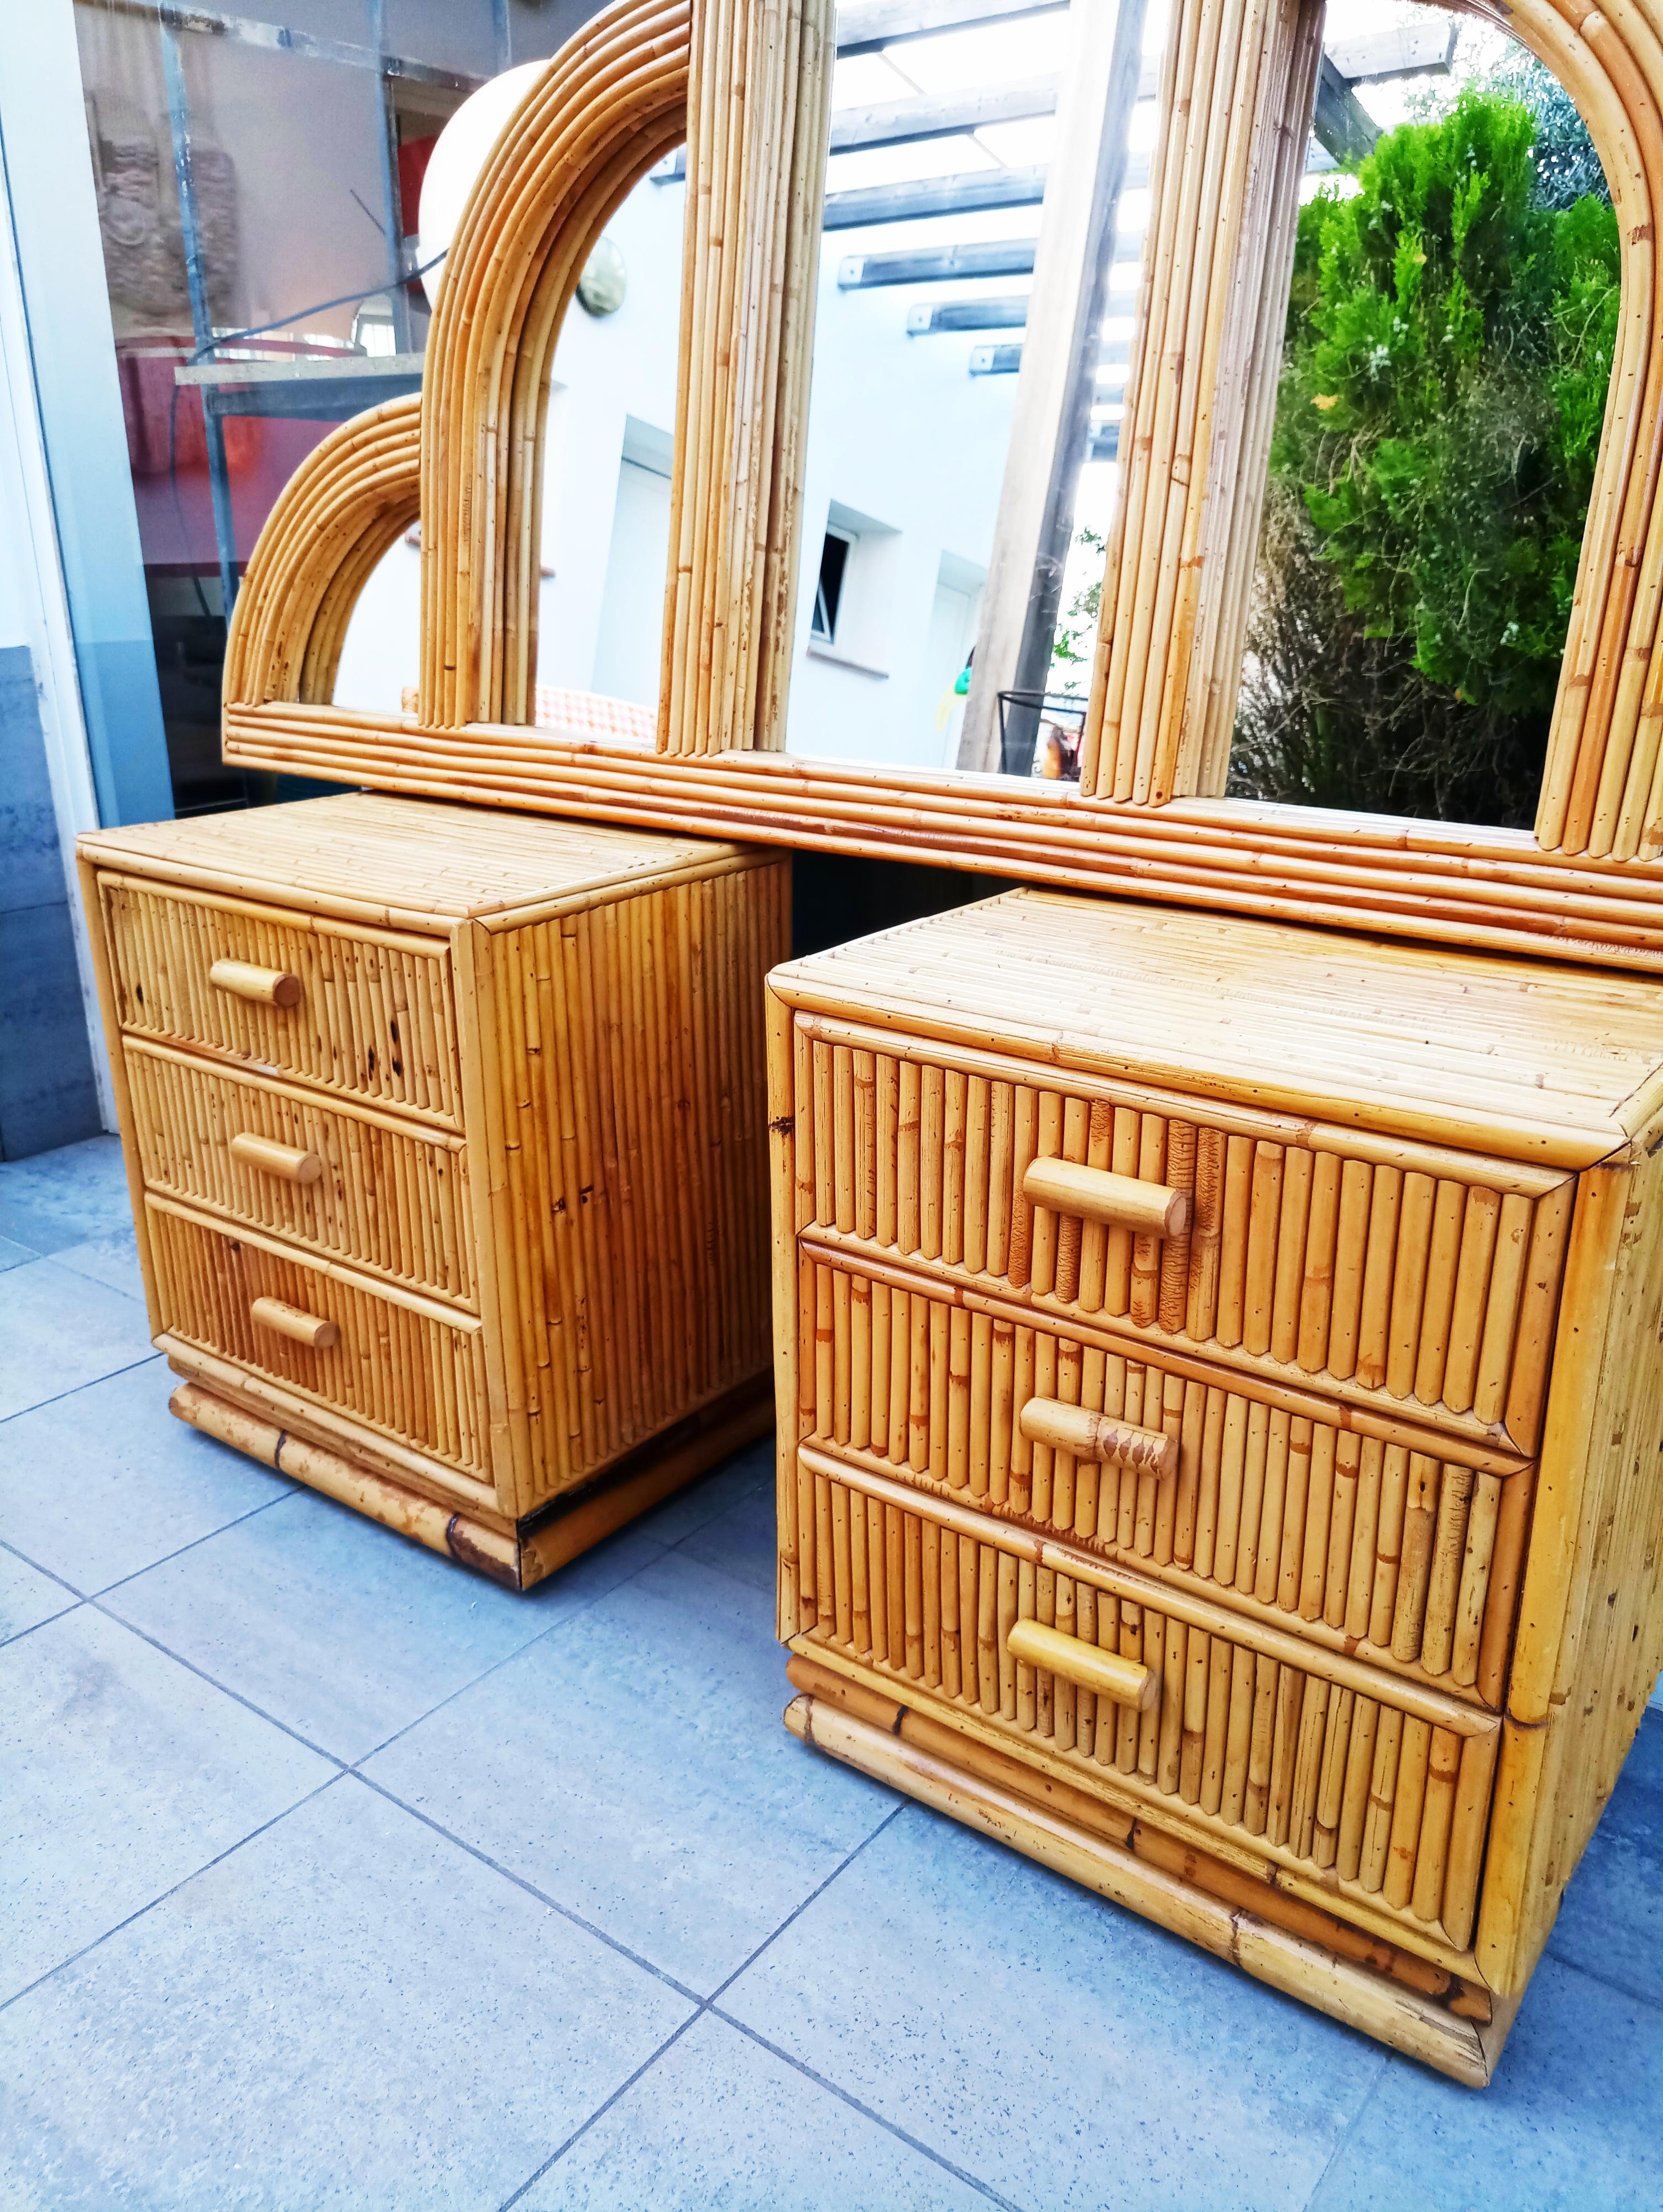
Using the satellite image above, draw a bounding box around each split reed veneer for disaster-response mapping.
[767,891,1663,2081]
[79,792,787,1588]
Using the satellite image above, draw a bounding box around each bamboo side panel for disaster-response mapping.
[660,0,834,755]
[148,1199,489,1481]
[794,1454,1499,1954]
[798,1025,1572,1453]
[125,1041,473,1306]
[100,875,459,1124]
[799,1253,1529,1708]
[489,856,788,1506]
[1482,1140,1663,1990]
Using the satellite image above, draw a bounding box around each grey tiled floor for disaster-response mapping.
[2,1135,1660,2210]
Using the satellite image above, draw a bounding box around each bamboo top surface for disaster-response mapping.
[771,890,1663,1163]
[80,794,759,928]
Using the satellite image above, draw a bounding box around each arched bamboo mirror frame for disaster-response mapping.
[225,0,1663,972]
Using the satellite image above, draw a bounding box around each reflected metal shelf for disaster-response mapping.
[175,353,425,422]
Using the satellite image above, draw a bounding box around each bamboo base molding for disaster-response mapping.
[785,1672,1515,2086]
[172,1375,771,1590]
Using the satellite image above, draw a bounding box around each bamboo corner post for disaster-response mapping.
[78,795,789,1589]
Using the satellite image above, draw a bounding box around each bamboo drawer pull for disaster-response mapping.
[209,958,303,1008]
[249,1295,339,1350]
[1019,1396,1177,1478]
[1007,1618,1157,1710]
[229,1133,323,1185]
[1023,1156,1189,1238]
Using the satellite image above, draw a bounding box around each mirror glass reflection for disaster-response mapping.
[1228,4,1614,828]
[336,127,685,738]
[783,0,1168,780]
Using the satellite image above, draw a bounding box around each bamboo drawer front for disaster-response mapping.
[791,1450,1498,1972]
[100,874,461,1124]
[125,1041,473,1305]
[768,893,1663,2083]
[794,1015,1572,1454]
[794,1252,1530,1709]
[149,1198,491,1483]
[81,794,786,1588]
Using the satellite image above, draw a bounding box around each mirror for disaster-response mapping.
[334,95,685,740]
[1223,7,1614,830]
[782,0,1167,779]
[527,159,683,738]
[779,0,1617,831]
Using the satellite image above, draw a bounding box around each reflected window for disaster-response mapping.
[812,528,853,644]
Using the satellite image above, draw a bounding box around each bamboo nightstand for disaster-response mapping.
[766,889,1663,2084]
[80,793,787,1589]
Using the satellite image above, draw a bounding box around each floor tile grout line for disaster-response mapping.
[36,1250,151,1306]
[0,1772,346,2020]
[87,1596,350,1770]
[494,2012,707,2212]
[90,1488,297,1600]
[350,1768,706,2007]
[492,1807,969,2209]
[0,1597,82,1650]
[347,1537,672,1767]
[0,1534,89,1602]
[1540,1942,1663,2016]
[0,1352,163,1431]
[710,2009,1029,2211]
[664,1545,777,1603]
[1298,2064,1387,2212]
[703,1803,907,2009]
[76,1519,666,1780]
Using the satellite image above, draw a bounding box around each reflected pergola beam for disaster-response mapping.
[840,230,1142,289]
[968,335,1130,375]
[1326,22,1458,83]
[1312,55,1381,168]
[829,76,1059,151]
[835,0,1069,56]
[823,165,1048,227]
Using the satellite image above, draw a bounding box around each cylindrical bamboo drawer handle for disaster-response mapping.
[1023,1156,1189,1238]
[229,1132,323,1186]
[209,957,302,1008]
[1019,1396,1178,1479]
[1007,1618,1157,1710]
[249,1295,338,1350]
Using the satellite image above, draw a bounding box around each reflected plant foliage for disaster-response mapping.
[1233,80,1618,826]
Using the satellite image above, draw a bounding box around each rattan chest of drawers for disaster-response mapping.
[766,890,1663,2084]
[80,793,788,1588]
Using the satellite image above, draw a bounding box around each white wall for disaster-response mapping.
[781,204,1027,770]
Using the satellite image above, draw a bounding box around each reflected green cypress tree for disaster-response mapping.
[1232,81,1619,825]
